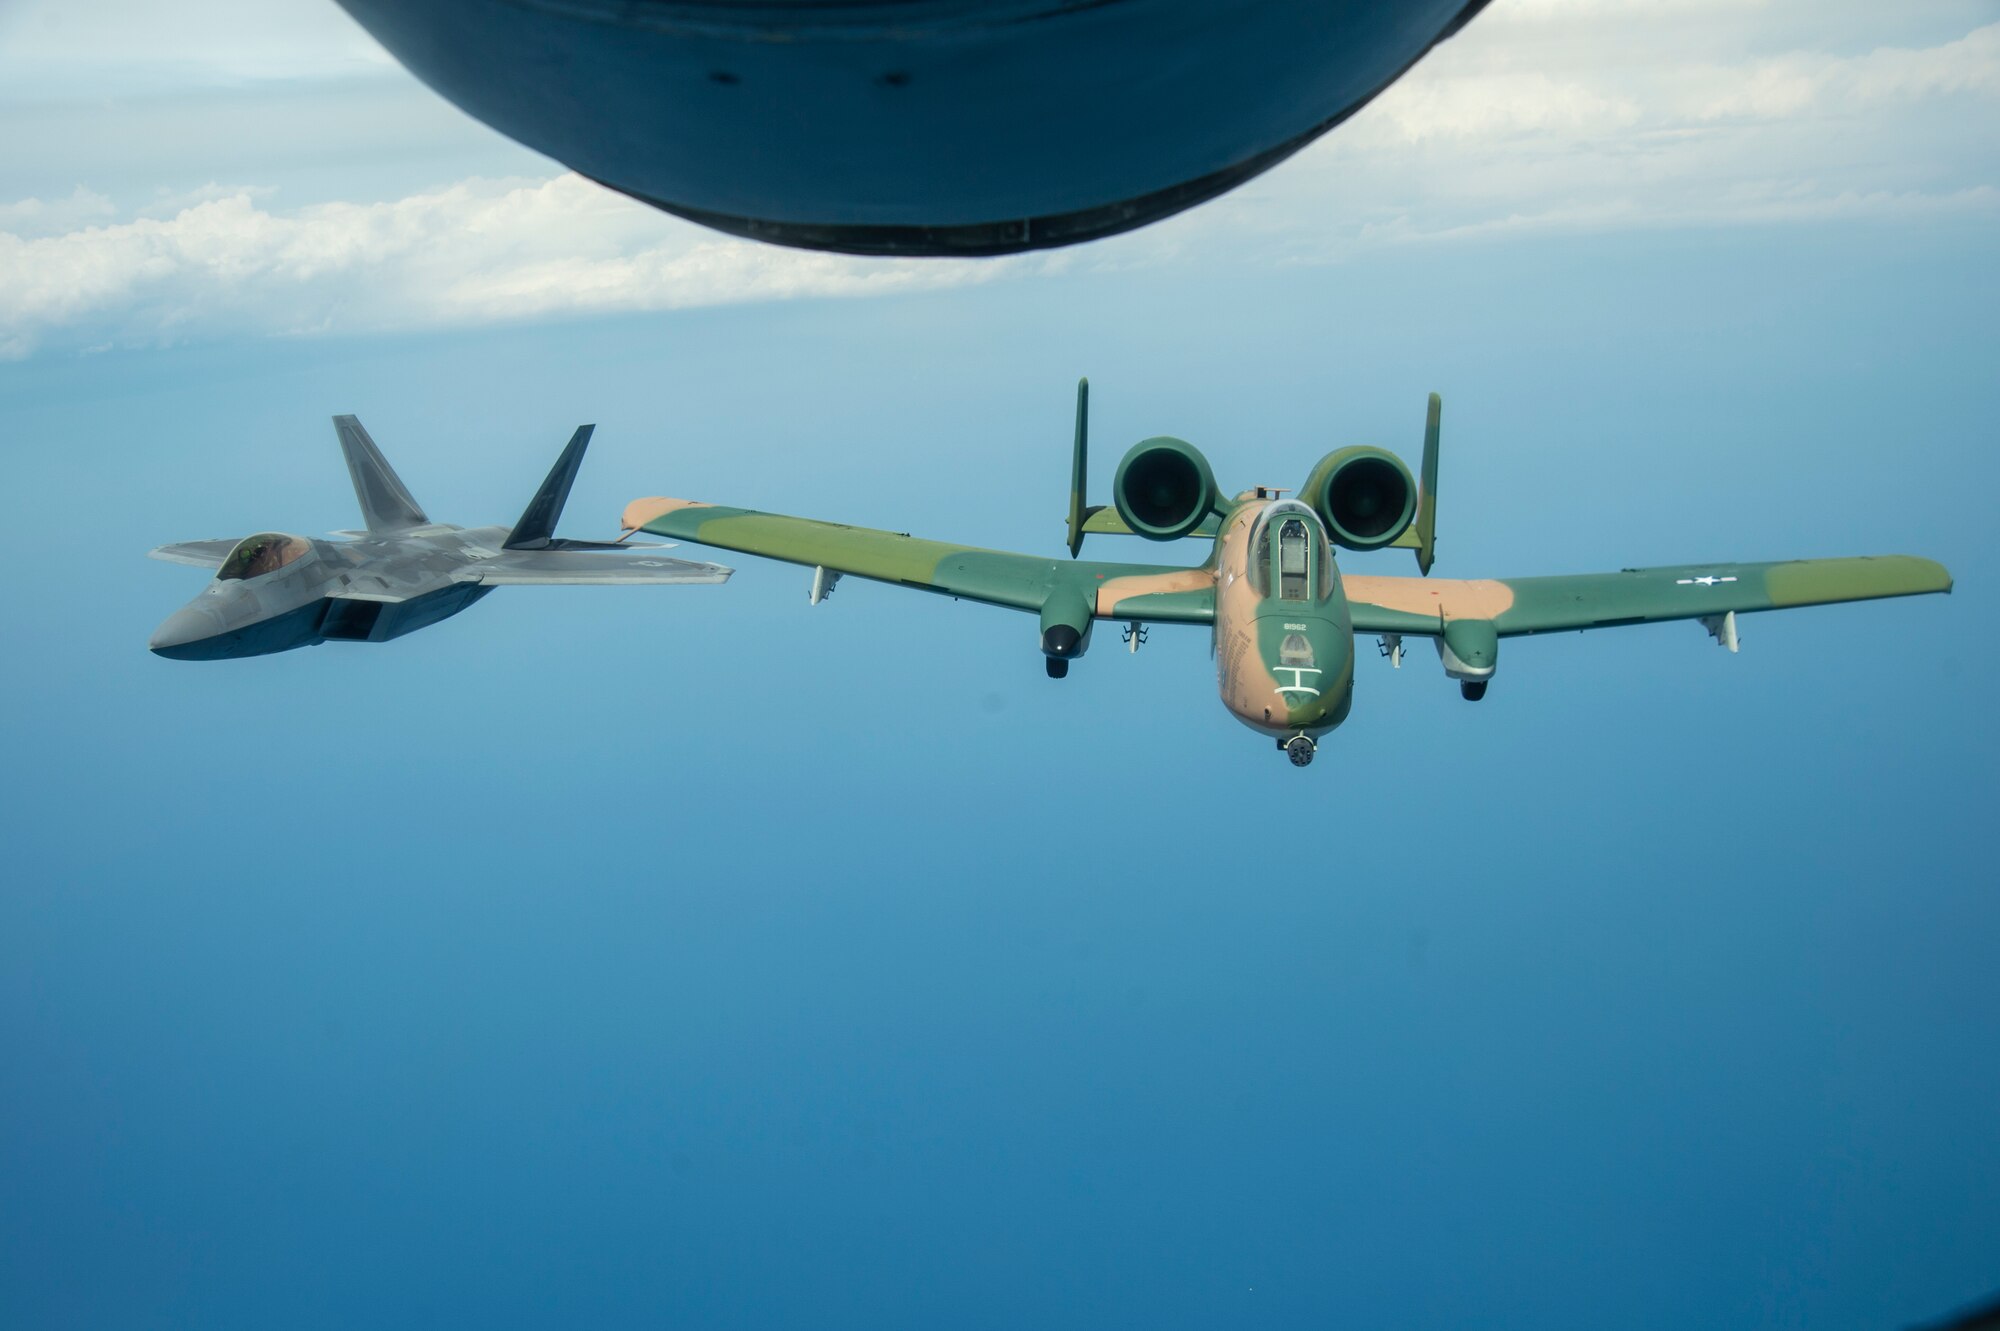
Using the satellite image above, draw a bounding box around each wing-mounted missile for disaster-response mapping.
[1701,610,1740,651]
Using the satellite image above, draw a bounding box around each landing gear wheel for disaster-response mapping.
[1460,680,1488,701]
[1284,735,1316,767]
[1045,657,1069,679]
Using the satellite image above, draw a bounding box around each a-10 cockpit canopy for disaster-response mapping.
[1247,501,1334,603]
[216,533,312,581]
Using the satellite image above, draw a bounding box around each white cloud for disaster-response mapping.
[0,176,1020,359]
[0,0,393,95]
[0,4,1992,357]
[1172,13,2000,263]
[0,186,116,239]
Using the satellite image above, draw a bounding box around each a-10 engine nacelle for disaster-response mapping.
[1112,436,1220,541]
[1107,436,1420,552]
[1301,446,1417,551]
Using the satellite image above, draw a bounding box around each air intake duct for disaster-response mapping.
[1303,446,1416,551]
[1111,437,1218,541]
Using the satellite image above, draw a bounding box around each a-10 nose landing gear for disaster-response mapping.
[1282,734,1316,767]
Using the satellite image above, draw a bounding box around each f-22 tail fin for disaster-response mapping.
[333,415,430,533]
[505,425,594,550]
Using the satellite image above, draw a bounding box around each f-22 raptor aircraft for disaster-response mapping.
[149,417,730,660]
[621,383,1951,767]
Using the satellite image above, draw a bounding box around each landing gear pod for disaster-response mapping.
[1436,618,1497,699]
[1112,437,1219,541]
[1302,446,1417,552]
[1040,587,1095,678]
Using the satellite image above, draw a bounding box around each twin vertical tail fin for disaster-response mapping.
[333,415,429,533]
[1061,379,1441,571]
[505,425,594,550]
[1412,392,1441,575]
[1066,378,1089,558]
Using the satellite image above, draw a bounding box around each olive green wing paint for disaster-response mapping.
[1345,556,1953,638]
[622,498,1215,624]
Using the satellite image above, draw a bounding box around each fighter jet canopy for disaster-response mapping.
[1247,502,1331,603]
[216,534,312,582]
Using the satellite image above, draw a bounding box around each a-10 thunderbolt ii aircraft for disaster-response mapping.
[149,417,730,660]
[620,383,1951,766]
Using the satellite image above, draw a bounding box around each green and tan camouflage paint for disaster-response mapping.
[621,495,1950,756]
[1213,499,1354,739]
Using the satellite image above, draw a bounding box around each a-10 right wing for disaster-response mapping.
[1345,556,1952,638]
[622,497,1216,625]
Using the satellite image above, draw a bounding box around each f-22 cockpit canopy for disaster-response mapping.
[1247,501,1333,603]
[216,533,313,582]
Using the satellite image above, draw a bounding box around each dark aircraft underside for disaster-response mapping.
[336,0,1489,256]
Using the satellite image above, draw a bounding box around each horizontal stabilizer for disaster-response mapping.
[1078,506,1222,539]
[534,537,672,552]
[333,416,429,533]
[506,425,593,550]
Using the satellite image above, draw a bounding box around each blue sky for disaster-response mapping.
[1,3,1996,1328]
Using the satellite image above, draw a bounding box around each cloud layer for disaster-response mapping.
[1,6,1993,358]
[1184,14,2000,261]
[0,177,1020,358]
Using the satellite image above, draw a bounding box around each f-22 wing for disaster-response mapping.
[455,548,731,587]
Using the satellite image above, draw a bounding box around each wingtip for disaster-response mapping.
[1908,555,1953,594]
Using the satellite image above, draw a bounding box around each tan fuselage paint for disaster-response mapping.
[1213,501,1354,740]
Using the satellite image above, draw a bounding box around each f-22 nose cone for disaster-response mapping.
[149,606,216,658]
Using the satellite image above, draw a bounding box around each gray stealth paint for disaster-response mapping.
[147,417,731,661]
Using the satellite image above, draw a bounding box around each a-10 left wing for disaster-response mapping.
[1346,555,1950,683]
[1345,557,1951,638]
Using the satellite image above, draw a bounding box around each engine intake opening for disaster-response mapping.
[1329,457,1408,541]
[1125,451,1200,530]
[1111,436,1218,541]
[1303,446,1417,551]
